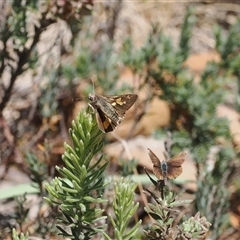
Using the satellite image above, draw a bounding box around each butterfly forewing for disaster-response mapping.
[148,148,164,180]
[89,93,138,133]
[105,94,138,117]
[148,148,161,167]
[168,152,186,167]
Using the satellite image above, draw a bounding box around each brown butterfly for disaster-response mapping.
[148,148,186,183]
[88,93,138,133]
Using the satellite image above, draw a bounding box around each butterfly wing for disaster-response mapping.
[104,94,138,118]
[167,152,186,179]
[95,107,118,133]
[89,93,137,133]
[148,148,164,180]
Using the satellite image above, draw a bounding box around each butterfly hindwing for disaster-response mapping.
[95,107,118,133]
[167,165,183,179]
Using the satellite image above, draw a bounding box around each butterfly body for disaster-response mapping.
[161,161,168,175]
[88,93,138,133]
[148,148,186,182]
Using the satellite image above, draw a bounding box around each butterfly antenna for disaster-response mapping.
[91,76,97,94]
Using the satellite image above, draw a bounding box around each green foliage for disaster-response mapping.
[3,2,240,239]
[214,18,240,112]
[62,22,135,95]
[178,7,196,61]
[214,19,240,65]
[117,7,238,239]
[63,29,121,94]
[103,178,141,240]
[195,147,235,239]
[31,7,240,240]
[12,228,29,240]
[14,194,30,232]
[45,108,108,239]
[44,108,143,240]
[143,179,210,239]
[179,212,211,239]
[1,2,145,236]
[10,183,58,238]
[24,152,48,194]
[122,8,195,79]
[120,158,138,177]
[144,149,211,240]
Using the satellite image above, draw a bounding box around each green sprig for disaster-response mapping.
[45,108,108,239]
[103,178,142,240]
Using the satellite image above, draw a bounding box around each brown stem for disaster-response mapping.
[0,12,56,114]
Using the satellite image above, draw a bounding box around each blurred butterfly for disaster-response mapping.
[88,93,138,133]
[147,148,186,183]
